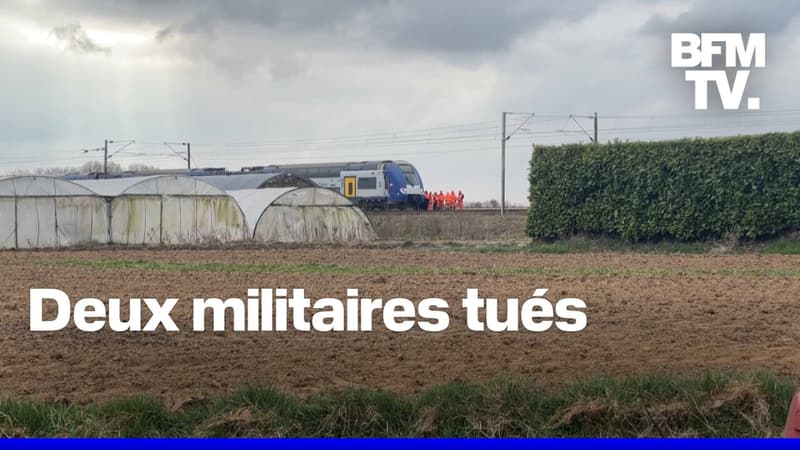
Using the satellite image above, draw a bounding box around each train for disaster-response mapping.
[64,160,425,209]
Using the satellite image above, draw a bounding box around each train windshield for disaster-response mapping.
[397,164,419,185]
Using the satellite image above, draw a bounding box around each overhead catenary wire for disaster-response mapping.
[568,114,595,142]
[3,117,796,165]
[222,119,528,148]
[505,113,535,141]
[204,115,800,152]
[599,108,800,120]
[3,109,800,173]
[221,123,529,149]
[197,112,800,153]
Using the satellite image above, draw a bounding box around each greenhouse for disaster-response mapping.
[0,176,109,249]
[228,187,376,243]
[75,175,248,245]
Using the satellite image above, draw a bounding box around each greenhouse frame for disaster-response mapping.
[0,175,374,248]
[228,187,376,243]
[75,175,249,245]
[0,176,109,249]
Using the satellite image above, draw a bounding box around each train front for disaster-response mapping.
[394,161,424,208]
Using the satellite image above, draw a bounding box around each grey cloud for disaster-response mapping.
[158,0,599,55]
[5,0,800,202]
[641,0,800,35]
[51,22,110,54]
[18,0,800,56]
[28,0,598,55]
[155,25,174,42]
[132,0,600,80]
[4,0,604,82]
[365,1,599,54]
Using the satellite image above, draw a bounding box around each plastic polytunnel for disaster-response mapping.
[0,176,109,249]
[75,175,249,245]
[228,187,376,243]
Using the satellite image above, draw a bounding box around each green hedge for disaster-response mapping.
[527,132,800,241]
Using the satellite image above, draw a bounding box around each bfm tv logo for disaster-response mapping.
[671,33,765,110]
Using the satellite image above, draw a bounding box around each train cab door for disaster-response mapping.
[343,176,357,199]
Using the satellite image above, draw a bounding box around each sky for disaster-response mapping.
[2,0,800,203]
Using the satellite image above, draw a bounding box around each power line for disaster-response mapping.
[506,113,534,141]
[601,108,800,120]
[221,123,528,149]
[5,118,788,168]
[569,114,594,142]
[4,109,800,171]
[200,112,800,153]
[164,142,192,169]
[501,111,536,214]
[222,118,527,148]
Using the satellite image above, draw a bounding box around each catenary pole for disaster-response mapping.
[501,112,507,216]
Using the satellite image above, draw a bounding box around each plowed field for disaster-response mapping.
[1,248,798,407]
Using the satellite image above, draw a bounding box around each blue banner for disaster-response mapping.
[1,438,797,449]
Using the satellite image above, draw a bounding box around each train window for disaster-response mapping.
[357,177,377,190]
[398,164,419,185]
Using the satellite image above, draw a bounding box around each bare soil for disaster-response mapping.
[0,248,798,406]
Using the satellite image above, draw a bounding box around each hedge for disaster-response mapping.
[527,131,800,241]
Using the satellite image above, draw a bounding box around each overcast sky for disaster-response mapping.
[2,0,800,203]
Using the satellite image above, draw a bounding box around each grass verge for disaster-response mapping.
[0,372,794,437]
[435,240,709,255]
[762,237,800,255]
[437,236,800,255]
[48,258,800,278]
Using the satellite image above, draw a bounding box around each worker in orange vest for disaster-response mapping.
[425,191,433,211]
[457,190,464,209]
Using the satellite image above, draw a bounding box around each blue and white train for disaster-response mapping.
[64,160,425,209]
[242,160,425,209]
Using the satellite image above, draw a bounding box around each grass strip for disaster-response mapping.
[435,238,800,255]
[48,258,800,278]
[0,372,794,437]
